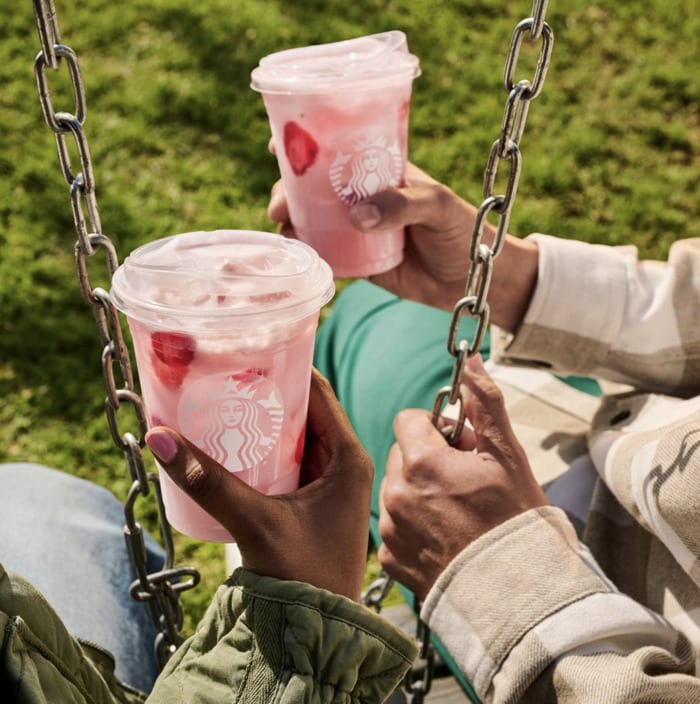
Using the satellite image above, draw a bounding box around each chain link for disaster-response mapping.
[362,3,554,702]
[434,1,553,443]
[362,574,397,612]
[31,0,200,668]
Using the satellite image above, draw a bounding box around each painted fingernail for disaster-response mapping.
[351,203,382,228]
[146,429,178,463]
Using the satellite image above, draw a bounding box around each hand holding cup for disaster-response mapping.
[252,31,421,278]
[111,230,334,542]
[268,163,539,326]
[146,369,373,601]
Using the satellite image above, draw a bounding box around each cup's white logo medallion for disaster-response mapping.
[178,372,283,472]
[330,137,403,205]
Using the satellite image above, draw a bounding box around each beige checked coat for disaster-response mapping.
[425,235,700,702]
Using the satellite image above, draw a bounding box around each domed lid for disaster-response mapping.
[251,31,420,94]
[110,230,335,329]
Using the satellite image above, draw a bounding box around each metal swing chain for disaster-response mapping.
[31,0,200,668]
[362,3,554,702]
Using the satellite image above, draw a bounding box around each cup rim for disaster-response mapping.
[110,230,335,326]
[250,30,421,95]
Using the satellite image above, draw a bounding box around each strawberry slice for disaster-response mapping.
[150,332,195,388]
[152,355,190,388]
[283,121,318,176]
[232,368,267,384]
[151,331,195,366]
[148,414,166,428]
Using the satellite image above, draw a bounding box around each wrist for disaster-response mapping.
[488,236,538,333]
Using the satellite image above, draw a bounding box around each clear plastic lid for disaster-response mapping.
[251,30,421,94]
[110,230,335,329]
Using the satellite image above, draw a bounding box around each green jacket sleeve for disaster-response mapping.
[0,564,144,704]
[147,567,418,704]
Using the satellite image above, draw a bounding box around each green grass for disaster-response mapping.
[1,0,698,632]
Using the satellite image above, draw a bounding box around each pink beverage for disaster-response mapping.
[251,31,421,279]
[110,230,334,542]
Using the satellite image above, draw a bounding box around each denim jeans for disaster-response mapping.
[0,462,165,694]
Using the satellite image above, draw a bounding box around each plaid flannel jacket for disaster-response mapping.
[425,235,700,703]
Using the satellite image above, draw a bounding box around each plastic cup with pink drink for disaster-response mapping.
[110,229,334,542]
[251,31,421,279]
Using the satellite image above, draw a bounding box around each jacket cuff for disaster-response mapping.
[496,234,629,374]
[233,568,418,686]
[154,568,417,703]
[420,507,680,702]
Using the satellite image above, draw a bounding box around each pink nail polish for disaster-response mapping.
[146,430,178,463]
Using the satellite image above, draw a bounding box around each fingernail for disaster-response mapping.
[351,203,382,228]
[146,429,178,463]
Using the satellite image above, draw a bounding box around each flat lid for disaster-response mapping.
[110,230,335,328]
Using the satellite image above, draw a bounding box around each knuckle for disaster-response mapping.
[380,478,404,514]
[312,369,333,394]
[377,547,408,588]
[376,541,395,571]
[394,407,415,426]
[402,444,442,480]
[429,182,464,226]
[483,381,505,406]
[372,188,410,220]
[182,456,223,498]
[408,443,433,467]
[472,376,505,408]
[432,182,457,211]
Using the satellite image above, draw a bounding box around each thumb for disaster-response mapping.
[350,186,446,233]
[349,163,457,234]
[146,426,269,542]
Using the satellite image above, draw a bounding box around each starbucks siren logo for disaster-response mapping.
[329,136,403,205]
[178,372,283,472]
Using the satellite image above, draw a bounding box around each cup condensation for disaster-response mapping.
[251,31,421,278]
[110,230,335,542]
